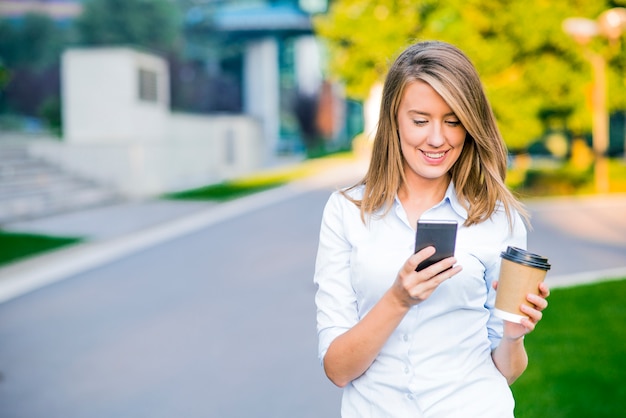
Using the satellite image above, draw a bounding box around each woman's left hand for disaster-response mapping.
[496,281,551,340]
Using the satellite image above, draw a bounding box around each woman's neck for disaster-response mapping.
[398,172,451,228]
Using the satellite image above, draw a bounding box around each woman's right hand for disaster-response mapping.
[323,246,462,387]
[390,246,462,308]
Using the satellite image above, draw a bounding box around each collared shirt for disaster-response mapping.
[314,182,526,418]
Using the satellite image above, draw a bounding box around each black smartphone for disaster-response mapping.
[414,220,458,272]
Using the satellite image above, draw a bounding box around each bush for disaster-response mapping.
[509,158,626,197]
[515,164,593,196]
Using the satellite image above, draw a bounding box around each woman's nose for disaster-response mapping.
[426,124,445,147]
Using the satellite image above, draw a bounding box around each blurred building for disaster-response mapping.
[0,0,359,157]
[0,0,362,221]
[180,0,357,157]
[0,0,82,20]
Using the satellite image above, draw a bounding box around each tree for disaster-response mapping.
[76,0,182,54]
[314,0,626,150]
[0,13,69,120]
[0,13,67,70]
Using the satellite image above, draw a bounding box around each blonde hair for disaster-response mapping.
[345,40,528,228]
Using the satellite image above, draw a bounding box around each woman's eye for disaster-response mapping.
[446,120,462,127]
[413,120,427,126]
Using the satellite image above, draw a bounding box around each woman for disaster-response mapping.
[313,40,550,417]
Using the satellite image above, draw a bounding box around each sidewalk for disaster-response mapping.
[0,156,369,303]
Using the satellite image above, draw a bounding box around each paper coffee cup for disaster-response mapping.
[494,246,551,323]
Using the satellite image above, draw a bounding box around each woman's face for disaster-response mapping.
[397,80,466,183]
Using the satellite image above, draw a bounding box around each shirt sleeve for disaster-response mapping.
[313,191,360,364]
[485,209,527,350]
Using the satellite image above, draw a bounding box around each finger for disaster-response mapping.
[407,246,436,272]
[538,282,551,298]
[408,264,462,301]
[422,266,462,293]
[520,303,543,323]
[423,264,463,290]
[421,256,459,279]
[519,317,536,332]
[527,293,548,311]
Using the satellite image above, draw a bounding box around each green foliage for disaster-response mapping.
[314,0,434,100]
[511,279,626,417]
[39,96,63,137]
[0,60,9,89]
[76,0,182,53]
[314,0,626,150]
[516,162,594,196]
[0,13,69,70]
[509,158,626,196]
[0,232,81,266]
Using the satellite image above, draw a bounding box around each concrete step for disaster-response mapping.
[0,143,123,225]
[0,188,121,225]
[0,173,100,197]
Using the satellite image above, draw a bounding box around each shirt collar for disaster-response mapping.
[444,181,468,220]
[393,181,469,220]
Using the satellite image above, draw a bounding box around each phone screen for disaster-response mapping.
[414,220,458,271]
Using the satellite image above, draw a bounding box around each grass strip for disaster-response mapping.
[0,231,81,266]
[165,152,354,201]
[512,278,626,417]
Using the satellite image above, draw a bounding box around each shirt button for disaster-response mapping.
[407,394,414,400]
[404,366,410,374]
[403,334,409,342]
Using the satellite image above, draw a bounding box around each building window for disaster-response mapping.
[138,68,158,102]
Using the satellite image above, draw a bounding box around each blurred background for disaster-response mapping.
[0,0,625,222]
[0,1,625,417]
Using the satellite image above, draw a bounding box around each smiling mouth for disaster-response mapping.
[422,150,447,159]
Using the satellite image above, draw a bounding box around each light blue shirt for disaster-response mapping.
[314,182,526,418]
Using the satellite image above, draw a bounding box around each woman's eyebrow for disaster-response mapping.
[408,110,457,117]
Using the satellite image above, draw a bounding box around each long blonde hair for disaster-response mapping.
[345,40,528,228]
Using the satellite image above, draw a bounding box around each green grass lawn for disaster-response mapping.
[512,279,626,417]
[0,232,81,266]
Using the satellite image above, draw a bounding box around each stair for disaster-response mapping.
[0,144,122,225]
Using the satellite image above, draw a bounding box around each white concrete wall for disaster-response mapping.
[168,113,264,179]
[29,115,263,198]
[62,48,169,143]
[45,46,271,198]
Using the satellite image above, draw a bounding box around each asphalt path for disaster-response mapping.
[525,195,626,286]
[0,180,625,417]
[0,187,344,418]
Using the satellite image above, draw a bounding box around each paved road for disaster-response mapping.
[526,195,626,287]
[0,187,345,418]
[0,178,624,417]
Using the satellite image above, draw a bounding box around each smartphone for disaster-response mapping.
[414,220,458,272]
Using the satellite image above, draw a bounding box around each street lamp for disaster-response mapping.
[562,7,626,194]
